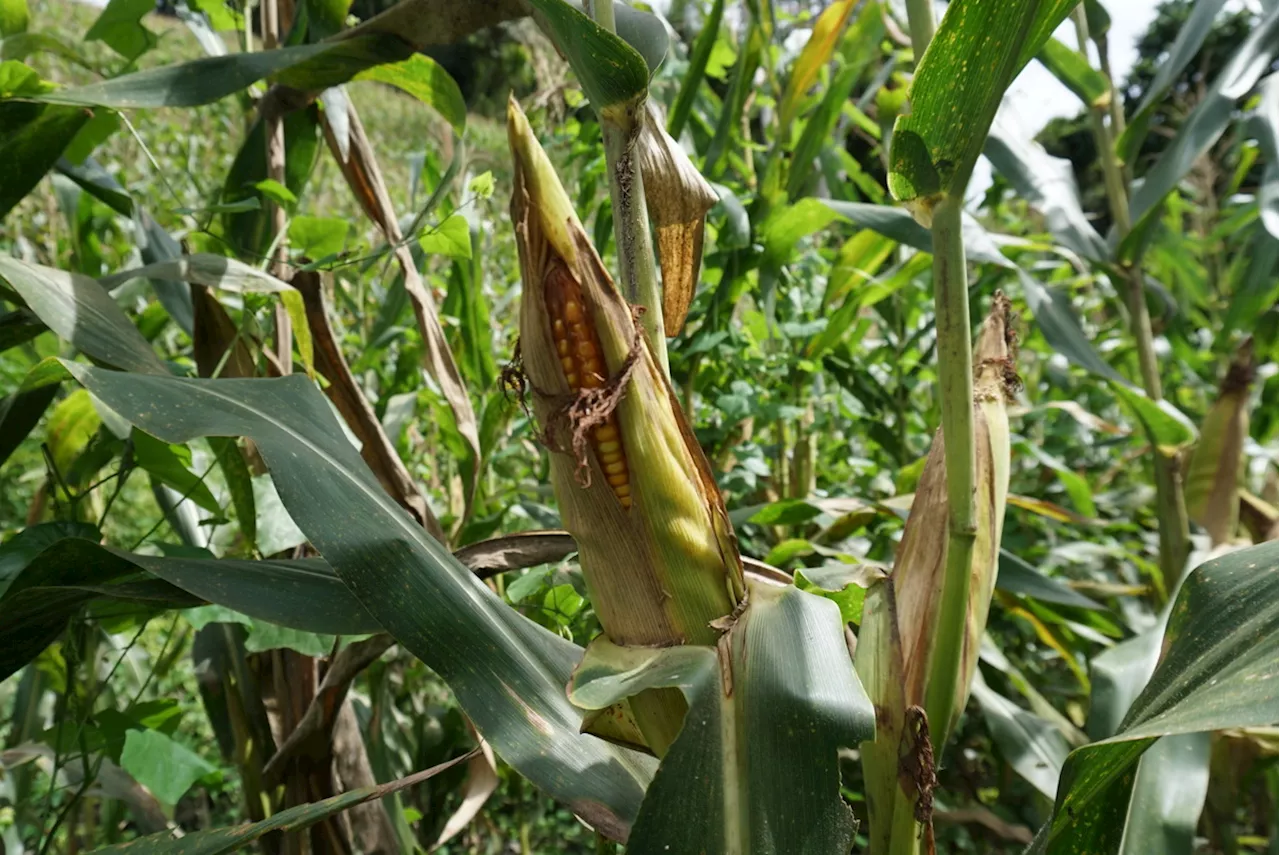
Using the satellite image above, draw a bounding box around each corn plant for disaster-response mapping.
[0,0,1277,854]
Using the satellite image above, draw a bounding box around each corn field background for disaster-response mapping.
[0,0,1277,853]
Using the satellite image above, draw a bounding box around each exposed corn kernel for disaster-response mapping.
[544,260,631,508]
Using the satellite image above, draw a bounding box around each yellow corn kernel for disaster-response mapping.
[544,260,632,510]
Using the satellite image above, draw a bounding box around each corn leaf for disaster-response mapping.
[33,35,413,109]
[888,0,1079,209]
[526,0,649,114]
[668,0,724,138]
[570,582,874,854]
[91,753,474,855]
[1116,0,1230,166]
[1034,543,1280,854]
[64,362,656,839]
[1036,37,1111,110]
[1126,9,1279,245]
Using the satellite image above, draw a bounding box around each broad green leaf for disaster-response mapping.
[1248,72,1279,237]
[888,0,1078,209]
[985,121,1107,261]
[778,0,856,129]
[222,107,321,258]
[0,0,28,35]
[64,364,654,837]
[288,215,350,260]
[1116,0,1229,166]
[0,103,91,217]
[209,436,256,551]
[0,359,66,467]
[1220,222,1279,340]
[130,429,220,514]
[1040,543,1279,854]
[353,53,466,134]
[668,0,724,138]
[1,32,93,67]
[84,0,156,62]
[1036,37,1110,110]
[1127,10,1279,237]
[1120,733,1211,855]
[95,753,473,855]
[526,0,649,114]
[761,198,845,264]
[418,213,472,259]
[100,254,293,295]
[0,530,382,680]
[704,21,762,176]
[570,582,875,854]
[613,1,668,77]
[0,256,167,375]
[119,729,215,807]
[35,36,411,109]
[997,550,1104,611]
[971,671,1069,800]
[57,155,133,215]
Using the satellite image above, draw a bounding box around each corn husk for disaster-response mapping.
[635,101,718,336]
[1185,339,1255,545]
[508,98,744,752]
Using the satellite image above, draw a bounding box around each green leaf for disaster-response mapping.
[1,32,93,68]
[570,582,875,854]
[288,215,349,260]
[971,671,1069,800]
[210,437,256,551]
[36,36,410,109]
[64,364,654,837]
[0,256,167,375]
[985,122,1107,261]
[1116,0,1229,166]
[130,430,221,514]
[613,1,668,76]
[353,53,466,134]
[93,753,472,855]
[100,254,293,295]
[0,359,66,467]
[254,178,297,209]
[888,0,1078,207]
[0,531,382,680]
[1120,733,1211,855]
[0,103,91,218]
[1036,37,1111,110]
[526,0,649,114]
[668,0,724,138]
[997,550,1104,611]
[1040,543,1279,854]
[119,729,215,807]
[418,214,472,259]
[84,0,156,62]
[63,109,121,165]
[1127,10,1279,237]
[761,198,844,265]
[0,0,29,36]
[222,108,320,259]
[1249,73,1278,237]
[746,498,822,526]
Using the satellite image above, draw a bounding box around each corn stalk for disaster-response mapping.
[1072,5,1191,594]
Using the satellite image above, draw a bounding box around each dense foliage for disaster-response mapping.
[0,0,1276,853]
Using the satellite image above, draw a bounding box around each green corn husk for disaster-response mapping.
[855,294,1017,850]
[1185,339,1255,546]
[507,98,744,755]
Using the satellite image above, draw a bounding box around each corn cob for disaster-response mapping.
[508,98,744,756]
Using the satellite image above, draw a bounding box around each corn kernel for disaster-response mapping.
[595,424,618,441]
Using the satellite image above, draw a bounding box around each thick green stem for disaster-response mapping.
[904,0,936,58]
[1074,6,1190,594]
[592,4,669,375]
[921,196,976,742]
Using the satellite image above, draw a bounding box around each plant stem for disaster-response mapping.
[591,3,669,374]
[904,0,936,58]
[1073,6,1190,595]
[921,196,976,741]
